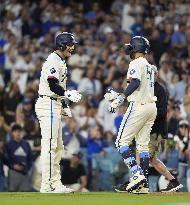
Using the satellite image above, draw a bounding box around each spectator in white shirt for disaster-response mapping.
[78,66,102,99]
[68,46,90,84]
[159,60,173,86]
[12,51,34,94]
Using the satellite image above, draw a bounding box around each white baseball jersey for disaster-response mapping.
[38,52,67,98]
[126,57,157,104]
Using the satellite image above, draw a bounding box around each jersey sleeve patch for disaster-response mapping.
[129,69,135,75]
[50,67,56,74]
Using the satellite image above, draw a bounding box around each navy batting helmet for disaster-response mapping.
[125,36,150,56]
[55,32,78,51]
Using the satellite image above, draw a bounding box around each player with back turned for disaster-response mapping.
[114,68,183,193]
[35,32,82,193]
[104,36,157,193]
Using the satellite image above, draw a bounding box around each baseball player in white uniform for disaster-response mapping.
[35,32,82,193]
[104,36,157,193]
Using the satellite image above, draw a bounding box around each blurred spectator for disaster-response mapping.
[4,82,22,125]
[162,135,179,170]
[60,152,88,192]
[12,51,34,94]
[5,124,32,191]
[23,119,41,160]
[183,86,190,124]
[114,103,127,132]
[16,98,36,126]
[0,75,5,113]
[159,61,173,86]
[174,120,189,190]
[78,66,102,99]
[87,127,105,160]
[186,134,190,192]
[171,23,187,57]
[169,73,180,98]
[168,103,182,135]
[68,46,90,84]
[96,97,117,134]
[62,118,82,159]
[86,127,105,189]
[0,138,6,191]
[171,70,189,102]
[104,131,115,147]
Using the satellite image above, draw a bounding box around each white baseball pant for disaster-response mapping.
[115,102,157,152]
[35,96,63,192]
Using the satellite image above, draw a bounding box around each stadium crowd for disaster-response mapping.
[0,0,190,192]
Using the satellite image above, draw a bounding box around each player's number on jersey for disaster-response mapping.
[146,65,154,87]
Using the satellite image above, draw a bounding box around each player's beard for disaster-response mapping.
[65,46,74,57]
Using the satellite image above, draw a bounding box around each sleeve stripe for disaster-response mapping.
[127,77,133,81]
[127,77,140,81]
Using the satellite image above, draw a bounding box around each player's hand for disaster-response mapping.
[104,88,119,101]
[65,90,82,102]
[14,164,24,171]
[108,95,125,113]
[61,100,72,118]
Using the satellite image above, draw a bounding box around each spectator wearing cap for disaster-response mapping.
[174,120,189,191]
[171,70,189,102]
[5,124,32,191]
[16,98,36,126]
[60,152,88,192]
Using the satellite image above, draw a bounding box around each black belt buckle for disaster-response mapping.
[50,96,57,101]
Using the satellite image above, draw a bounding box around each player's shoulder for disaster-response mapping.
[46,52,66,64]
[129,57,147,69]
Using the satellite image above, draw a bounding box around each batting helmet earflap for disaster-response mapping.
[125,36,150,56]
[55,32,78,51]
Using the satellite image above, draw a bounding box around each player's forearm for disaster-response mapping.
[125,79,140,97]
[48,78,65,96]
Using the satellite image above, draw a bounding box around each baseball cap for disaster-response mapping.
[72,152,83,159]
[179,120,189,127]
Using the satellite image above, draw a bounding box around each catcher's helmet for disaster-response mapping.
[55,32,78,51]
[125,36,150,56]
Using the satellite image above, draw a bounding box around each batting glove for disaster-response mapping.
[65,90,82,102]
[109,95,125,113]
[104,88,120,101]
